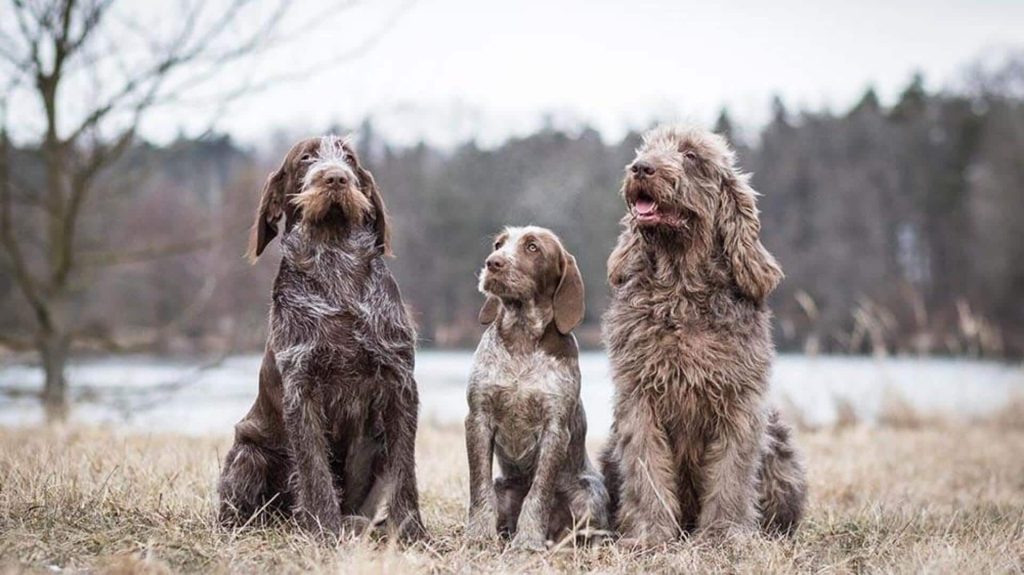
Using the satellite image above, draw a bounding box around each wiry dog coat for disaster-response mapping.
[217,136,424,541]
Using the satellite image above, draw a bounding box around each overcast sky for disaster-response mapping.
[135,0,1024,146]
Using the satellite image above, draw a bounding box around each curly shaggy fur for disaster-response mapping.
[599,125,807,546]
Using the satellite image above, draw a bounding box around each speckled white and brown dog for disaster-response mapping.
[464,226,609,551]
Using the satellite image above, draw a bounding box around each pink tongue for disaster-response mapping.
[635,198,656,215]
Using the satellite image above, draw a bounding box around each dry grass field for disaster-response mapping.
[1,414,1023,574]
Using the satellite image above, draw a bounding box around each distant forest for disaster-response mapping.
[2,64,1022,358]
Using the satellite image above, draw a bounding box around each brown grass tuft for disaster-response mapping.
[981,394,1024,431]
[876,388,925,429]
[1,423,1022,573]
[833,396,860,430]
[875,387,951,429]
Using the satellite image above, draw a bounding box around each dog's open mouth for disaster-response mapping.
[631,191,663,225]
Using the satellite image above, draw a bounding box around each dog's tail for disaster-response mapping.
[757,407,807,535]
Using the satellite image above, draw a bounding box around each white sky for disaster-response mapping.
[33,0,1024,147]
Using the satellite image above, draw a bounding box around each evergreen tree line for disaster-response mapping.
[2,68,1021,358]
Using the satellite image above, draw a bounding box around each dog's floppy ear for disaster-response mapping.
[554,250,585,334]
[719,173,783,303]
[247,167,287,262]
[478,295,500,325]
[356,165,391,254]
[358,167,392,256]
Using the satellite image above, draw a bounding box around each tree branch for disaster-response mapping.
[71,268,221,353]
[61,0,115,55]
[52,124,136,285]
[78,236,215,268]
[10,0,44,75]
[61,0,278,145]
[142,0,414,116]
[0,123,52,332]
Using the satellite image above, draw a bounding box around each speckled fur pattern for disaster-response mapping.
[599,125,807,547]
[217,136,424,541]
[465,227,609,551]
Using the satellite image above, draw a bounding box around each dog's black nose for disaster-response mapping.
[486,255,506,272]
[324,173,348,187]
[631,160,655,177]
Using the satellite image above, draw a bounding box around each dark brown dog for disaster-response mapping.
[600,125,806,546]
[217,136,424,541]
[465,226,609,551]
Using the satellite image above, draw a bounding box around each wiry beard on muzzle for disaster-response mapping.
[291,135,373,226]
[291,184,372,225]
[478,268,534,302]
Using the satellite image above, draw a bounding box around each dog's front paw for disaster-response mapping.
[466,509,499,541]
[697,523,754,545]
[573,525,612,546]
[338,515,373,538]
[393,516,428,543]
[615,528,673,551]
[510,531,547,552]
[296,507,344,538]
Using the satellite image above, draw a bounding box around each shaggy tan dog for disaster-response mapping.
[599,125,806,546]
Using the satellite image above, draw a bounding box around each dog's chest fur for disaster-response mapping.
[270,227,415,404]
[469,328,577,464]
[604,269,772,422]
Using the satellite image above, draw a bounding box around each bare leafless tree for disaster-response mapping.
[0,0,407,417]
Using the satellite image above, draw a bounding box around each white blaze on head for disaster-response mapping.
[302,134,357,191]
[479,225,534,294]
[497,225,550,263]
[497,226,526,263]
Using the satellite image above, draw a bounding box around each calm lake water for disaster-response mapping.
[1,352,1022,436]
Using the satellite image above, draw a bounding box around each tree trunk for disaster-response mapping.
[39,332,70,422]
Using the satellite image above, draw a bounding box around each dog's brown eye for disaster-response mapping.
[683,151,698,161]
[494,240,503,250]
[527,243,539,253]
[300,153,312,162]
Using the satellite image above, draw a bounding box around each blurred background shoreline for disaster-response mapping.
[2,351,1023,435]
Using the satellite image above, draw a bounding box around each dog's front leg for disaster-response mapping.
[465,409,497,540]
[382,380,425,542]
[510,421,568,551]
[282,373,343,536]
[614,397,680,547]
[696,407,764,538]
